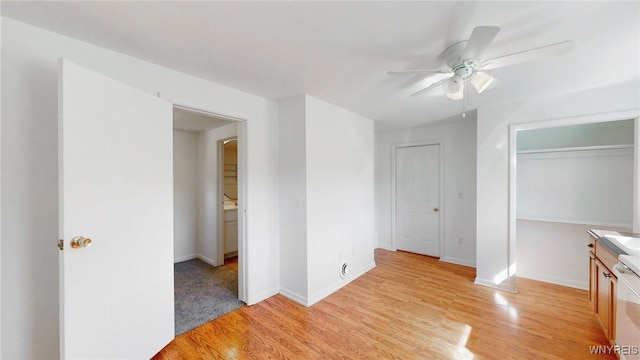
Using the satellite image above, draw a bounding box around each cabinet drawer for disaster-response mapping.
[595,241,619,273]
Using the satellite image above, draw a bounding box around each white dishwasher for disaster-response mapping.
[613,254,640,360]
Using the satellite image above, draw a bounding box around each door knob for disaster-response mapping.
[434,207,440,212]
[71,236,92,249]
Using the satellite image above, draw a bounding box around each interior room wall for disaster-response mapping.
[305,95,375,305]
[375,114,477,266]
[277,95,375,306]
[475,80,640,291]
[516,220,631,289]
[1,17,279,358]
[197,123,238,265]
[173,130,199,262]
[278,96,308,302]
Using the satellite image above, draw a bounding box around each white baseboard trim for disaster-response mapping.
[197,254,218,267]
[279,287,308,306]
[439,256,476,268]
[246,287,279,306]
[474,277,518,293]
[518,274,587,290]
[224,251,238,259]
[174,254,197,263]
[306,261,377,307]
[278,261,378,307]
[376,244,395,251]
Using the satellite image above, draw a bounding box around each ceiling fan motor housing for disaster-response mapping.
[444,40,477,80]
[453,62,476,79]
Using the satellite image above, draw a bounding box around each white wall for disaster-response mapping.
[278,96,308,301]
[375,114,477,266]
[516,220,630,290]
[197,123,238,265]
[277,95,375,306]
[517,148,634,226]
[305,96,375,305]
[475,80,640,291]
[173,130,199,262]
[1,17,279,358]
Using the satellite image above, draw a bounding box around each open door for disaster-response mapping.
[58,59,174,359]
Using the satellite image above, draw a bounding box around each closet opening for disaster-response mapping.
[508,111,639,293]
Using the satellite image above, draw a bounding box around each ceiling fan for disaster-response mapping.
[388,26,573,99]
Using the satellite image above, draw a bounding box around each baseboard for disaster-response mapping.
[174,254,197,263]
[306,261,377,307]
[474,277,518,293]
[246,287,279,306]
[197,254,217,267]
[376,244,395,251]
[279,287,308,306]
[518,273,588,290]
[224,251,238,259]
[439,256,476,268]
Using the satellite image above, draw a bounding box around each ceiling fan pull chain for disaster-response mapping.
[462,83,467,118]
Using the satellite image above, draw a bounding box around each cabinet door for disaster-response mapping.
[595,258,611,336]
[589,253,596,308]
[610,275,617,343]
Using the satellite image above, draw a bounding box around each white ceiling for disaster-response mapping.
[2,1,639,131]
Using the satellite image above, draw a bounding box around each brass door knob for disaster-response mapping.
[434,207,440,212]
[71,236,92,249]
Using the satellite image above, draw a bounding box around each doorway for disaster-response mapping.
[508,110,640,292]
[172,106,246,333]
[219,137,239,268]
[392,142,444,257]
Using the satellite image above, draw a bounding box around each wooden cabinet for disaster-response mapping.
[588,233,618,345]
[588,252,596,307]
[595,258,616,340]
[224,209,238,257]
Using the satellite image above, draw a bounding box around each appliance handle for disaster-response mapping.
[615,263,640,299]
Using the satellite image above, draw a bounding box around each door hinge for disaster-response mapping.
[57,239,64,251]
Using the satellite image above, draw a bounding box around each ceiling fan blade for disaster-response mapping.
[388,69,451,76]
[410,77,451,97]
[480,40,574,70]
[462,26,501,61]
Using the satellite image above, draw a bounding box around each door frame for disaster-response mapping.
[391,140,445,256]
[158,92,248,303]
[217,136,238,266]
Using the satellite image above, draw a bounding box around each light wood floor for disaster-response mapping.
[223,256,238,273]
[154,249,614,359]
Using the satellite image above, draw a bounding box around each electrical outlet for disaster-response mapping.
[458,191,464,199]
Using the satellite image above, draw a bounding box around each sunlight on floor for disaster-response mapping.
[455,324,475,359]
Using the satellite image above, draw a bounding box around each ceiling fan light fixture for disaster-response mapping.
[470,71,494,93]
[443,75,464,99]
[446,86,464,100]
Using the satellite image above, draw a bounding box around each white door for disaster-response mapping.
[396,144,440,256]
[58,59,174,359]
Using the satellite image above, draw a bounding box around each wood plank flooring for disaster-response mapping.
[223,256,239,273]
[153,249,614,359]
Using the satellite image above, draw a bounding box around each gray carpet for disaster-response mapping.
[174,259,245,335]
